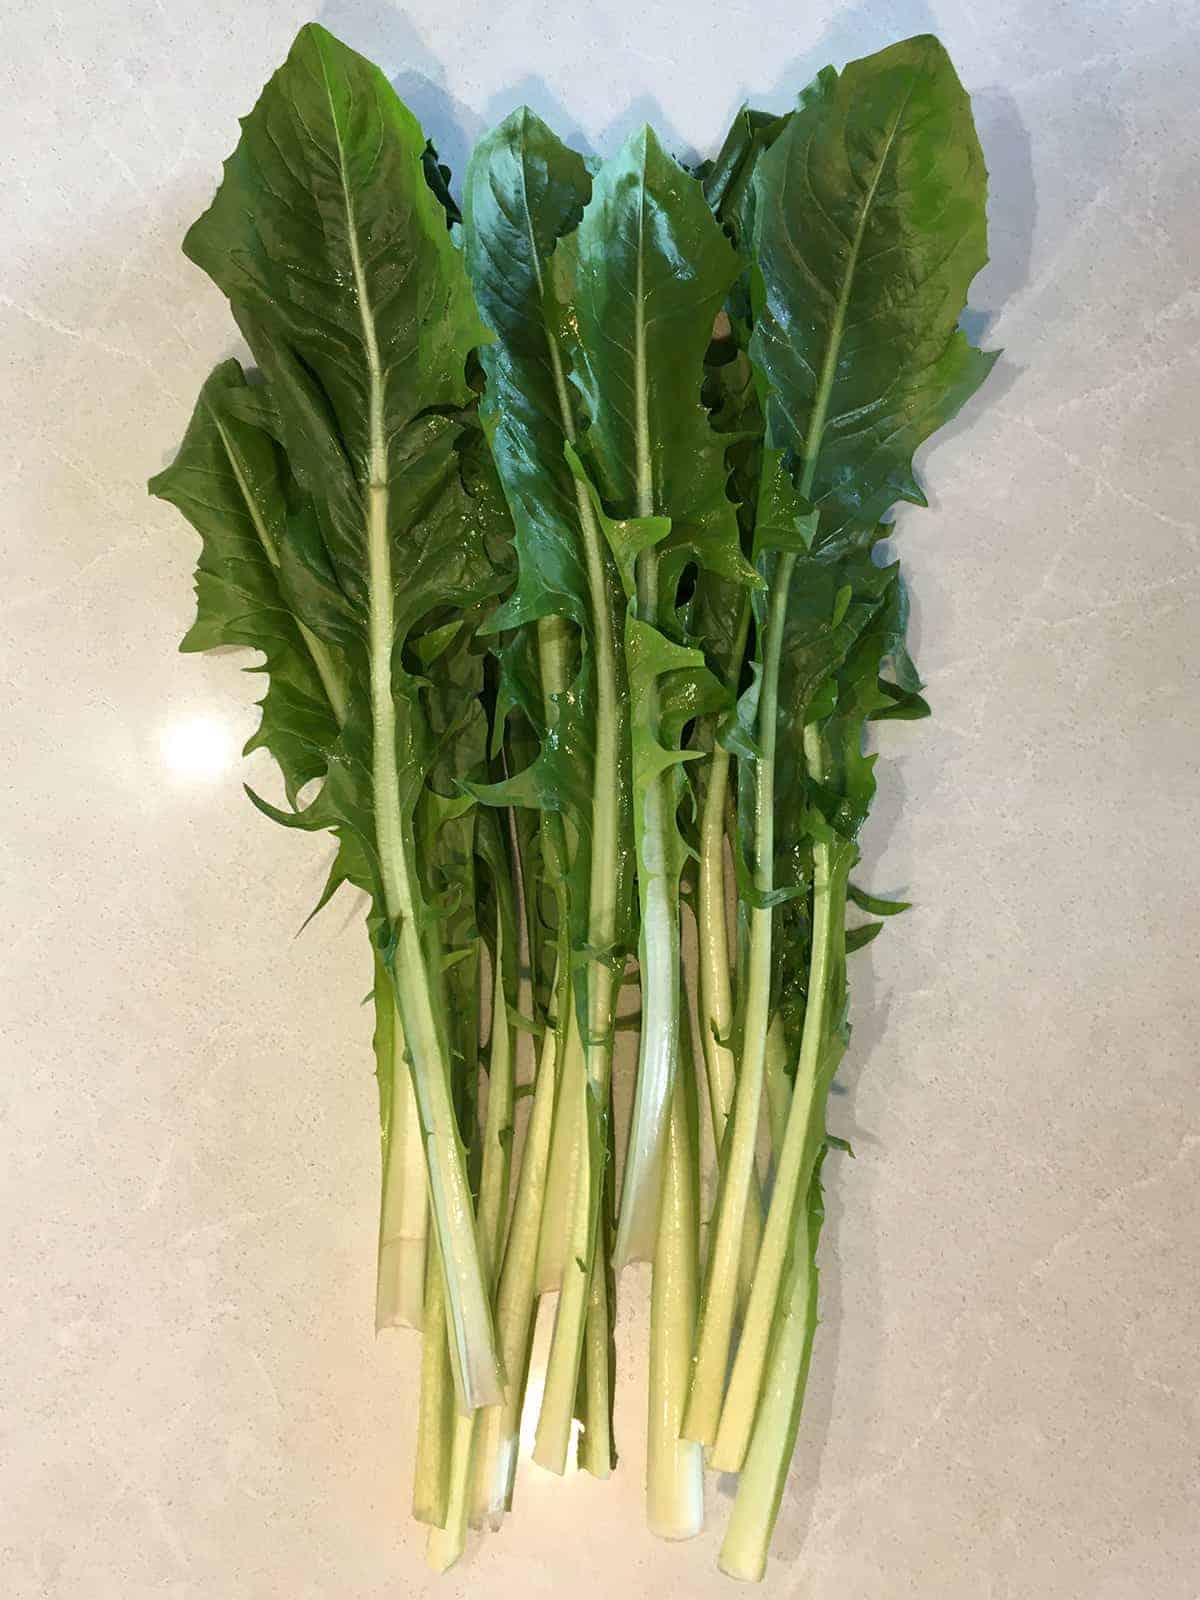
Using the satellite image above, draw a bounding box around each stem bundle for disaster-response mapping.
[152,24,994,1582]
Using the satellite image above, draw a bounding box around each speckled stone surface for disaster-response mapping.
[3,3,1198,1596]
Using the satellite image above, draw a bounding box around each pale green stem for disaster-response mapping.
[531,544,623,1473]
[426,1411,478,1571]
[533,615,582,1299]
[532,1045,602,1473]
[711,725,841,1471]
[470,960,573,1526]
[578,1228,615,1477]
[339,112,497,1411]
[684,549,795,1445]
[763,1010,791,1161]
[646,1005,704,1539]
[695,590,751,1177]
[469,604,583,1521]
[697,745,739,1139]
[373,964,428,1331]
[383,842,499,1410]
[428,908,515,1570]
[475,892,516,1286]
[716,1190,822,1583]
[413,1246,452,1527]
[696,662,765,1306]
[535,1020,586,1291]
[614,545,681,1268]
[528,231,625,1471]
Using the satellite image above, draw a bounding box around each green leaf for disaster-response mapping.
[570,126,751,597]
[705,106,790,333]
[565,125,746,1269]
[743,31,994,1072]
[705,36,994,1484]
[180,22,505,1412]
[750,36,996,536]
[149,360,346,807]
[464,108,631,1019]
[705,107,790,250]
[847,882,911,916]
[870,681,932,720]
[465,110,595,637]
[845,920,884,953]
[753,449,819,557]
[152,359,380,933]
[820,571,918,843]
[422,138,462,227]
[463,110,624,964]
[464,104,631,1482]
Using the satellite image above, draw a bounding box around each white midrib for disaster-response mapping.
[325,78,498,1408]
[799,77,916,496]
[632,204,653,521]
[209,403,349,727]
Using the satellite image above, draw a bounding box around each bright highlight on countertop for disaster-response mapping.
[159,712,237,782]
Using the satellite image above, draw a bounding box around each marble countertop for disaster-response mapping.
[3,2,1198,1596]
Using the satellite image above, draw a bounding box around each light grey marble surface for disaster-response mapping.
[3,2,1198,1596]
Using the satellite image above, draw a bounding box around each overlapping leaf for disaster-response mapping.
[703,105,791,331]
[149,361,345,806]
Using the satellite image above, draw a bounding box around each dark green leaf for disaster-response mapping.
[871,682,932,720]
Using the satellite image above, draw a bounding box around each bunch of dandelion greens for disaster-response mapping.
[151,22,993,1581]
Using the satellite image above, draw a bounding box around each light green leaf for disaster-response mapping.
[180,21,506,1412]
